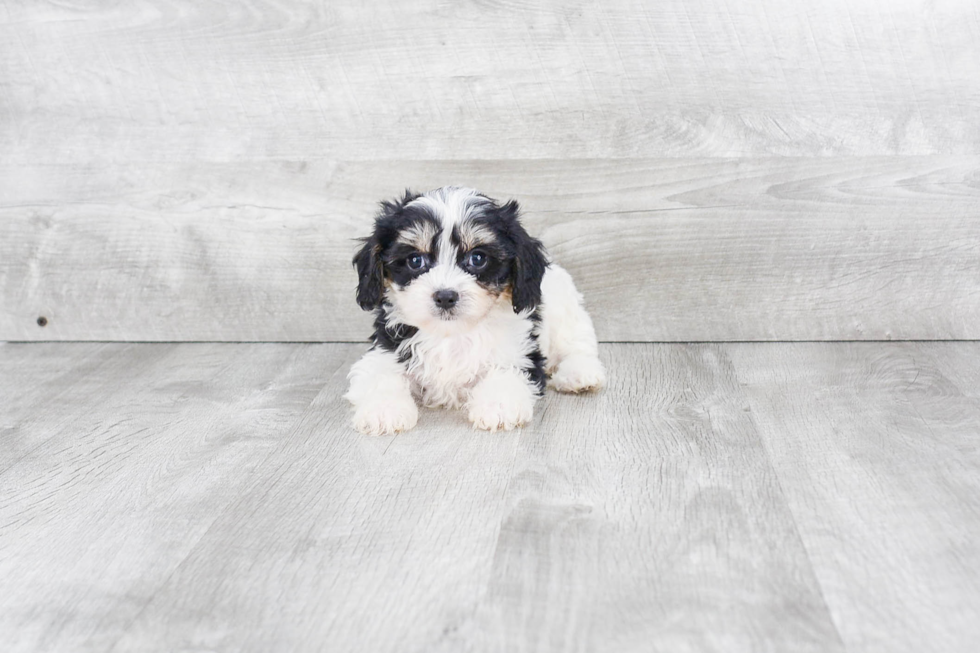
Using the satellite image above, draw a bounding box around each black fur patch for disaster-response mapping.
[351,190,438,309]
[469,199,549,312]
[524,325,547,394]
[369,303,418,360]
[524,347,547,394]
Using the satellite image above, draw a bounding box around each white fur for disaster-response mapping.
[538,264,607,392]
[346,187,605,435]
[467,366,537,432]
[397,294,537,409]
[344,348,418,436]
[386,260,496,336]
[410,187,486,269]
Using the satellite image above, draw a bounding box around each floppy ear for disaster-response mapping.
[352,190,419,311]
[500,200,549,313]
[352,236,384,311]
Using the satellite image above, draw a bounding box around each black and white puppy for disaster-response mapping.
[345,186,605,435]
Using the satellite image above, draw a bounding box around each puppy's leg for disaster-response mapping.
[344,348,418,436]
[467,367,537,432]
[538,264,606,393]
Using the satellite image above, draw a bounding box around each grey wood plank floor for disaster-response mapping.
[1,342,978,653]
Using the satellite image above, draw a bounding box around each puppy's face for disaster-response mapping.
[353,187,547,334]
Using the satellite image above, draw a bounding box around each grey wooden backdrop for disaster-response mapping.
[2,0,979,342]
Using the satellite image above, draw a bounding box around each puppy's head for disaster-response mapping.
[353,187,548,333]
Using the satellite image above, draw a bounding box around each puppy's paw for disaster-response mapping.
[467,370,536,432]
[467,398,533,432]
[549,354,606,394]
[352,398,418,436]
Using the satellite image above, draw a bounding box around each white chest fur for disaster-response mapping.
[398,302,536,409]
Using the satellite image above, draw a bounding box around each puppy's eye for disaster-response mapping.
[466,251,488,271]
[406,254,428,271]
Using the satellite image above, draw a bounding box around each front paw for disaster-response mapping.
[467,389,535,432]
[549,354,606,394]
[352,398,418,436]
[468,399,533,432]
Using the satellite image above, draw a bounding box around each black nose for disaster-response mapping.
[433,289,459,310]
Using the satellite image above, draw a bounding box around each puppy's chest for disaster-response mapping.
[401,321,532,408]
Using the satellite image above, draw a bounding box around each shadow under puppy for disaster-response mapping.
[345,186,605,435]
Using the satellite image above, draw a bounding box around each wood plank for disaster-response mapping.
[1,343,149,471]
[107,353,528,653]
[7,342,979,651]
[3,157,979,342]
[1,0,978,161]
[2,342,111,417]
[729,342,980,653]
[97,344,840,652]
[0,343,339,653]
[449,344,842,652]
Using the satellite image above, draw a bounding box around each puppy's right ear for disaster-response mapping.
[353,236,384,311]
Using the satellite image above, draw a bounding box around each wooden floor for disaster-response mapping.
[2,342,979,653]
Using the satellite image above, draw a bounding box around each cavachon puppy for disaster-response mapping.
[345,186,605,435]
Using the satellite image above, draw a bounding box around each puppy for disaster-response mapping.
[345,186,605,435]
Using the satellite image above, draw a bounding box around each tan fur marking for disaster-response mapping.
[396,221,439,252]
[458,221,496,251]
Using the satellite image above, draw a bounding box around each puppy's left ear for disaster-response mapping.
[352,235,384,311]
[500,200,549,313]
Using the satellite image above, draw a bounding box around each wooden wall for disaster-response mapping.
[2,0,979,342]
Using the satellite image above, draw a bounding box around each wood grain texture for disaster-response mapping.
[5,343,980,651]
[2,342,856,652]
[2,342,111,420]
[3,157,979,342]
[1,343,343,653]
[729,342,980,653]
[4,0,980,342]
[1,343,156,473]
[440,344,841,653]
[1,0,978,161]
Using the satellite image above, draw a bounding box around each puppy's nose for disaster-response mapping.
[433,289,459,310]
